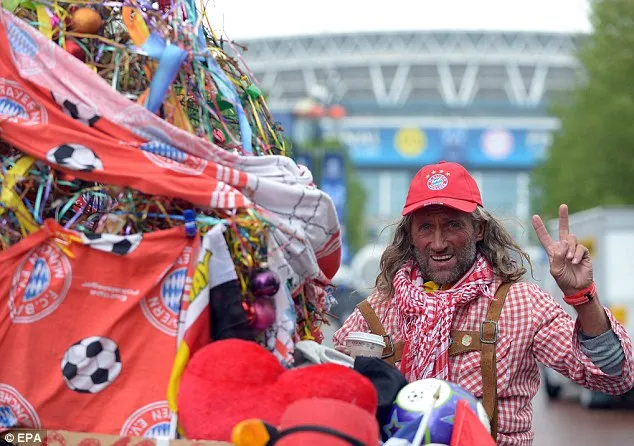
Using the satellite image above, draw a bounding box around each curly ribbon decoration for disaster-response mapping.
[35,4,52,39]
[51,227,84,260]
[122,1,190,134]
[0,156,40,237]
[186,0,254,154]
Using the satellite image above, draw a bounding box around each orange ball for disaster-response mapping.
[70,8,102,34]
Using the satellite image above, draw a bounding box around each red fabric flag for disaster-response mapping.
[450,400,495,446]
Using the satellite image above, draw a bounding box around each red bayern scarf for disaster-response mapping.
[394,254,494,381]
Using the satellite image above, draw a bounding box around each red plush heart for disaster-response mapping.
[177,339,378,441]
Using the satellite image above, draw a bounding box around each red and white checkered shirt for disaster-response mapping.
[333,279,634,446]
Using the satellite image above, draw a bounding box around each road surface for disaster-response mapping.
[532,386,634,445]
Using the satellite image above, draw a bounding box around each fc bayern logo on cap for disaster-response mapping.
[427,173,449,191]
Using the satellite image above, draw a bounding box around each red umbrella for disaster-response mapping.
[328,104,347,120]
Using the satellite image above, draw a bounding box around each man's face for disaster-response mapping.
[409,205,484,284]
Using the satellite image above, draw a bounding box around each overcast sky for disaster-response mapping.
[206,0,592,40]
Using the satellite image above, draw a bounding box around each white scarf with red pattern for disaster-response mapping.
[394,254,494,381]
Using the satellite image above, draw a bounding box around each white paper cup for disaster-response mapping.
[345,332,386,359]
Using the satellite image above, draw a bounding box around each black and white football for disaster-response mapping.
[82,232,142,256]
[46,144,104,172]
[51,92,101,127]
[61,336,122,394]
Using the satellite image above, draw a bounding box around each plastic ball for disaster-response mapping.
[252,299,276,330]
[251,270,281,298]
[64,40,86,62]
[383,378,490,445]
[158,0,173,11]
[70,8,102,35]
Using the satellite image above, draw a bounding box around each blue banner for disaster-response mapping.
[334,127,551,168]
[272,112,295,140]
[295,152,314,174]
[320,152,350,264]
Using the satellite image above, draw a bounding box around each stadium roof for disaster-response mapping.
[228,30,583,114]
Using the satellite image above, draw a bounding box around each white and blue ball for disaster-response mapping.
[383,378,490,445]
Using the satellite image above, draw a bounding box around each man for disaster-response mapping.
[333,161,634,446]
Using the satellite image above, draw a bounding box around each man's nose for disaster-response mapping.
[431,228,448,251]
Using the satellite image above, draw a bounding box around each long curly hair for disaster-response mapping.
[374,207,532,299]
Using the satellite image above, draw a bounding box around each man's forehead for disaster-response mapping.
[412,205,471,219]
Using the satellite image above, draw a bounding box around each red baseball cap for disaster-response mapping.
[402,161,482,216]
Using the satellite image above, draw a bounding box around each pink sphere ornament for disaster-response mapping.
[251,270,281,298]
[65,40,86,62]
[253,299,276,330]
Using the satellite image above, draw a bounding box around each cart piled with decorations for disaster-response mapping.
[0,0,340,436]
[0,2,494,445]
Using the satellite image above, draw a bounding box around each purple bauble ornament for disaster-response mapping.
[251,269,281,298]
[253,298,276,330]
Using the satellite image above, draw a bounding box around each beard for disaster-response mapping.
[413,238,478,285]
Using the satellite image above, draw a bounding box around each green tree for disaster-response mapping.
[533,0,634,219]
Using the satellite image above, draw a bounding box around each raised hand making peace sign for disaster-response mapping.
[532,204,593,297]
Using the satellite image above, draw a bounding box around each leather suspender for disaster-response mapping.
[356,300,404,366]
[448,282,511,441]
[355,282,513,442]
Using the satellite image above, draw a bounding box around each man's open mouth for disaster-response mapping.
[431,254,454,262]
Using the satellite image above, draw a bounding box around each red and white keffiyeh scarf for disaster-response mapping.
[394,254,494,381]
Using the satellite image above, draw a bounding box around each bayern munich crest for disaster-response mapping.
[120,401,171,438]
[140,267,186,336]
[0,384,41,429]
[427,173,449,191]
[10,243,72,324]
[7,19,56,77]
[0,78,47,126]
[114,105,201,173]
[141,248,192,336]
[141,142,207,176]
